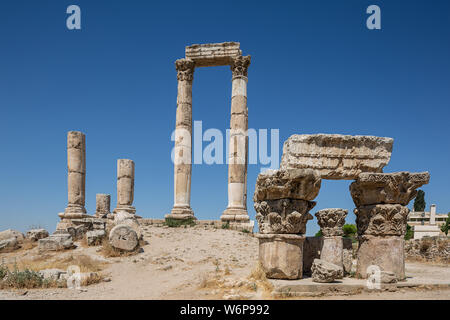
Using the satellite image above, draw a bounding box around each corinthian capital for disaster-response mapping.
[175,58,195,81]
[315,208,348,237]
[231,55,251,78]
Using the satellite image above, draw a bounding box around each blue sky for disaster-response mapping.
[0,0,449,235]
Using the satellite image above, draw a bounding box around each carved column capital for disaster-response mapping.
[315,208,348,237]
[175,58,195,81]
[355,204,409,237]
[231,55,251,78]
[254,199,315,234]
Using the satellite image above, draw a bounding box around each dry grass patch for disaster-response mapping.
[100,239,142,258]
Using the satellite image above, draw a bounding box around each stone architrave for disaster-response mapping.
[95,194,111,218]
[315,208,348,271]
[350,171,430,279]
[280,134,394,180]
[60,131,88,219]
[114,159,136,214]
[221,55,251,223]
[167,58,195,220]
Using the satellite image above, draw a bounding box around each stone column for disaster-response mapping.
[315,208,348,270]
[61,131,87,219]
[167,59,195,220]
[350,172,430,280]
[221,55,251,223]
[114,159,136,214]
[95,194,111,218]
[253,168,321,279]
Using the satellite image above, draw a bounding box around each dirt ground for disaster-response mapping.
[0,225,449,300]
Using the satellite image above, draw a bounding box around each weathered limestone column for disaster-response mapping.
[221,55,251,223]
[253,168,321,279]
[350,172,430,280]
[114,159,136,214]
[95,194,111,218]
[167,58,195,220]
[60,131,87,219]
[315,208,348,270]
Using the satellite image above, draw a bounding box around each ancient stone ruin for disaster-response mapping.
[254,133,430,282]
[167,42,252,230]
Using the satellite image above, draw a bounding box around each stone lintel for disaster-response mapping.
[185,42,242,67]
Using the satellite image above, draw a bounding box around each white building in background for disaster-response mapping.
[407,204,448,239]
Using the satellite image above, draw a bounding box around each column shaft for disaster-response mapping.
[114,159,136,214]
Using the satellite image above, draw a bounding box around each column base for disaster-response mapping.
[356,235,405,280]
[113,205,136,214]
[221,207,249,222]
[166,206,195,220]
[257,233,305,280]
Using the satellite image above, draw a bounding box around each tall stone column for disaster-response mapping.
[114,159,136,214]
[350,171,430,280]
[61,131,87,219]
[315,208,348,271]
[221,55,251,223]
[167,58,195,220]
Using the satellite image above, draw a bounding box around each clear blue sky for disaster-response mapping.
[1,0,449,236]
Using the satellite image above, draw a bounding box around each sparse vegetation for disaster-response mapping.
[440,213,450,236]
[100,239,141,258]
[405,224,414,240]
[314,230,322,237]
[414,190,426,212]
[221,222,230,229]
[164,217,196,228]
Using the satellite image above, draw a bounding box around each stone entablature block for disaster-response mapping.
[185,42,242,67]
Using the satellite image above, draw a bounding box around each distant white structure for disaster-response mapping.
[407,204,448,239]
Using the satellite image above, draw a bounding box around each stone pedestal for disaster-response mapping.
[356,236,405,279]
[95,194,110,217]
[222,56,251,224]
[168,58,195,220]
[114,159,136,214]
[257,233,305,280]
[58,131,90,221]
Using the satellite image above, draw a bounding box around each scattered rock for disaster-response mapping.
[26,229,49,241]
[380,271,398,284]
[39,269,66,281]
[0,229,24,242]
[0,237,19,252]
[38,233,74,252]
[311,259,343,283]
[86,230,106,246]
[109,224,139,251]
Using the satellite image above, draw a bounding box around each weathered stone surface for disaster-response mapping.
[114,211,143,239]
[315,208,348,237]
[26,229,49,241]
[0,229,24,242]
[321,236,344,274]
[355,204,410,237]
[86,230,106,246]
[39,269,66,281]
[114,159,136,214]
[311,259,343,283]
[280,134,393,180]
[253,169,321,202]
[254,199,314,234]
[303,237,323,275]
[95,194,111,218]
[0,237,19,252]
[257,234,305,280]
[109,225,139,251]
[356,236,405,279]
[350,172,430,206]
[342,238,354,275]
[380,271,398,283]
[38,234,74,252]
[185,42,242,67]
